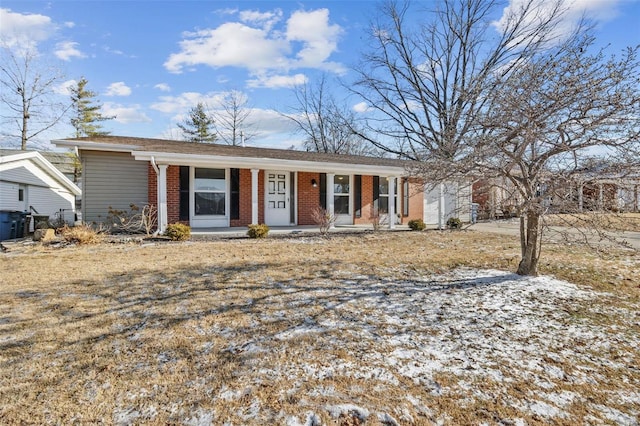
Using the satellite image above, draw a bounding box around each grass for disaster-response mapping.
[1,230,638,424]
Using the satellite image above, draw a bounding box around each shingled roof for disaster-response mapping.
[55,136,416,169]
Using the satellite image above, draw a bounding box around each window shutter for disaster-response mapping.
[179,166,190,221]
[373,176,380,217]
[354,175,362,218]
[230,168,240,220]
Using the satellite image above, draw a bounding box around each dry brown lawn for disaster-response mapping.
[544,212,640,232]
[1,230,638,425]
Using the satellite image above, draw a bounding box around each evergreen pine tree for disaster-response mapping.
[69,77,114,137]
[177,102,217,143]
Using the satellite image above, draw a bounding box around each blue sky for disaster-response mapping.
[1,0,639,150]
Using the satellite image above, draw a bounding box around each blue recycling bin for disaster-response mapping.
[0,211,16,241]
[0,211,28,241]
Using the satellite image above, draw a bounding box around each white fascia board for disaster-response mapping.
[132,151,409,177]
[52,139,140,153]
[31,152,82,195]
[0,150,38,164]
[0,151,81,195]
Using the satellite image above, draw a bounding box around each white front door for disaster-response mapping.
[265,171,290,226]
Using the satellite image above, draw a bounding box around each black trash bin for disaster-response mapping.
[12,211,27,238]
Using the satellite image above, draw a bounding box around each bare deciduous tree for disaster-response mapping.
[351,0,640,275]
[0,45,69,150]
[476,32,639,274]
[286,74,376,155]
[211,90,255,146]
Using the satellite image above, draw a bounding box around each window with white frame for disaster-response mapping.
[194,168,226,216]
[333,175,350,214]
[378,177,397,214]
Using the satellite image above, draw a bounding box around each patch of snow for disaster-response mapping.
[183,409,215,426]
[326,404,370,421]
[377,412,400,425]
[528,400,566,418]
[594,404,639,426]
[286,412,322,426]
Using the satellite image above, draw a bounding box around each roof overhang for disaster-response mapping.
[0,150,81,195]
[53,138,409,176]
[53,139,140,153]
[133,151,408,176]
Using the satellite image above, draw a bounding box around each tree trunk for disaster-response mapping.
[517,211,541,276]
[22,109,28,150]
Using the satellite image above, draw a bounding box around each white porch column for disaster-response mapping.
[438,182,446,230]
[157,164,168,233]
[388,176,396,230]
[327,173,335,228]
[251,169,259,224]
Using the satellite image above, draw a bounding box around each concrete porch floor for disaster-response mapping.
[190,224,413,238]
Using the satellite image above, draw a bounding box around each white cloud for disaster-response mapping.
[353,102,371,113]
[164,8,345,78]
[55,41,84,61]
[154,83,171,92]
[150,92,224,114]
[55,79,77,95]
[239,9,283,31]
[247,73,308,89]
[164,23,289,73]
[286,9,344,70]
[105,82,132,97]
[102,102,151,124]
[0,8,56,51]
[493,0,623,42]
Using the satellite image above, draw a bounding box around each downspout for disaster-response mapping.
[150,155,159,175]
[150,156,161,236]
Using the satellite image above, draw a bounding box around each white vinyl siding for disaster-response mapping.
[423,181,473,226]
[0,157,77,225]
[81,151,148,224]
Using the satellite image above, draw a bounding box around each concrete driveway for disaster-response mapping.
[471,220,640,250]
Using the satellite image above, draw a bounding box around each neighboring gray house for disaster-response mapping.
[0,149,81,227]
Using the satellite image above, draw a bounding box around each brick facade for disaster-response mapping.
[147,165,424,228]
[297,172,321,225]
[148,164,185,226]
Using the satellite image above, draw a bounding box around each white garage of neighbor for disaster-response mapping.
[424,181,472,228]
[0,150,81,229]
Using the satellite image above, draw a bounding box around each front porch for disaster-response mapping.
[189,224,413,238]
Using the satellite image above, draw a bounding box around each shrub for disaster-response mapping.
[408,218,426,231]
[311,206,335,236]
[446,217,462,230]
[107,203,157,235]
[165,223,191,241]
[247,223,269,238]
[58,224,103,245]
